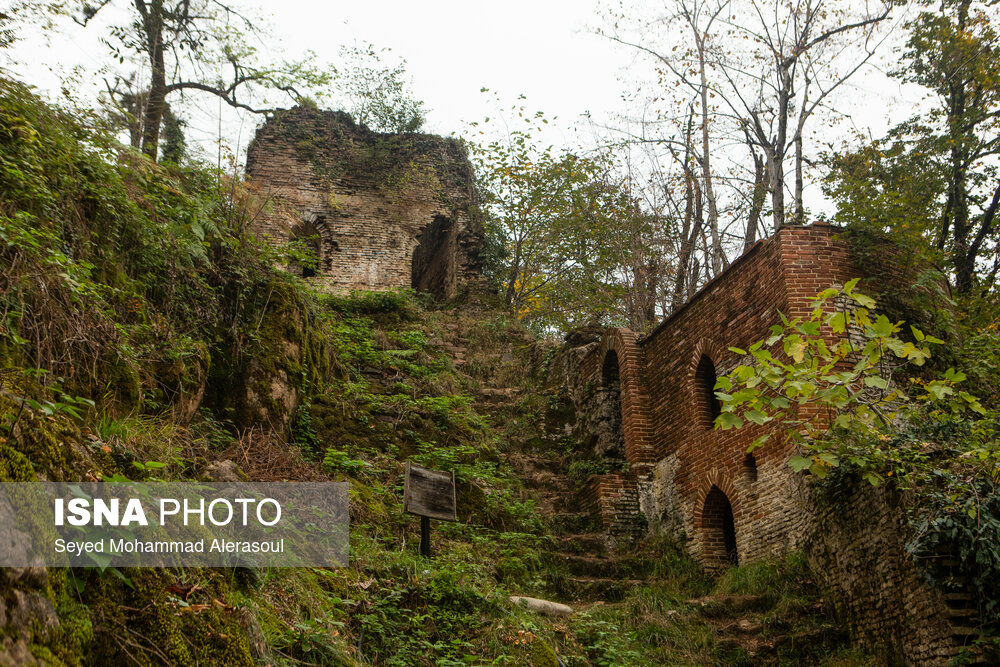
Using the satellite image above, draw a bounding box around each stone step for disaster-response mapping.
[532,491,588,514]
[549,511,603,535]
[553,576,646,603]
[547,533,608,555]
[686,594,772,618]
[521,473,572,491]
[511,455,567,475]
[478,387,523,400]
[543,553,624,578]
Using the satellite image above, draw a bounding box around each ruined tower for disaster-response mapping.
[246,106,484,298]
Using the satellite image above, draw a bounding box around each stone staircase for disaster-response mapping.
[510,452,652,605]
[509,450,857,664]
[684,593,846,664]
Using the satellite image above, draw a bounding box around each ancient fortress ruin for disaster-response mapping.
[569,222,977,664]
[246,106,483,299]
[246,111,976,662]
[576,223,850,565]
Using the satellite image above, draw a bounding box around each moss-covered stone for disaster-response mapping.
[81,568,253,666]
[530,640,561,667]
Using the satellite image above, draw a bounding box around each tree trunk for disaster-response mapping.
[793,130,804,224]
[950,0,973,292]
[697,37,721,274]
[139,0,166,160]
[745,153,767,250]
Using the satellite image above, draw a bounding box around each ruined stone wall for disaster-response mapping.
[805,482,979,665]
[576,223,856,566]
[567,222,980,660]
[246,107,483,298]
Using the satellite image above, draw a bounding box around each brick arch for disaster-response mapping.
[300,211,338,274]
[693,470,742,570]
[693,469,741,522]
[595,329,656,473]
[688,338,728,376]
[689,338,727,431]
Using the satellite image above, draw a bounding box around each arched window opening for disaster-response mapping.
[695,354,722,429]
[289,222,322,278]
[412,215,454,300]
[702,486,738,570]
[743,453,758,483]
[594,350,626,470]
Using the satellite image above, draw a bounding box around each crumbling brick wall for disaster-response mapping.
[246,106,483,298]
[579,222,855,565]
[571,222,979,661]
[806,482,980,665]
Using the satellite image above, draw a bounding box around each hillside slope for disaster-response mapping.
[0,76,866,666]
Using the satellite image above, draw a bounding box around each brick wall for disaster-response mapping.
[245,107,483,298]
[805,482,980,665]
[571,222,980,660]
[578,223,856,565]
[584,473,647,546]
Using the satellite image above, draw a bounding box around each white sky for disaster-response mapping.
[5,1,633,149]
[4,0,929,214]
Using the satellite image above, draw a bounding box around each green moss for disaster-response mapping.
[48,571,93,667]
[530,640,561,667]
[0,443,37,481]
[82,568,253,666]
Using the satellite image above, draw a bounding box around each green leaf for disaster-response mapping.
[833,414,854,429]
[744,409,771,425]
[862,472,883,486]
[717,412,744,429]
[864,376,888,389]
[747,434,771,452]
[810,462,830,479]
[788,455,812,473]
[785,337,806,363]
[826,310,848,333]
[870,314,894,337]
[817,452,840,467]
[844,277,861,294]
[851,293,876,308]
[943,368,966,382]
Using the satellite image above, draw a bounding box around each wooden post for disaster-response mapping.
[420,516,431,558]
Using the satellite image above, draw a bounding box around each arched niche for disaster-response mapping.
[289,220,322,278]
[695,354,722,430]
[594,350,626,469]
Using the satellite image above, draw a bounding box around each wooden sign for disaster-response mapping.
[403,462,457,522]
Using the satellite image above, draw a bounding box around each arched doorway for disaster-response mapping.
[594,350,626,469]
[411,215,454,299]
[289,221,322,278]
[702,485,738,570]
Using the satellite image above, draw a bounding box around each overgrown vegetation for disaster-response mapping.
[716,278,1000,633]
[0,75,876,665]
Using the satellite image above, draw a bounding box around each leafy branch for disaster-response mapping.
[715,279,986,485]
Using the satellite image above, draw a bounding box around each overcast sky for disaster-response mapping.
[5,0,929,213]
[6,1,635,148]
